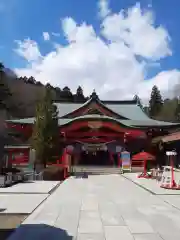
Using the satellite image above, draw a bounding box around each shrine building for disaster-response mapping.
[5,91,180,166]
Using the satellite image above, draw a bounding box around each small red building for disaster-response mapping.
[4,145,30,166]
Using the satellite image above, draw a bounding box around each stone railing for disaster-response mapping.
[0,170,44,187]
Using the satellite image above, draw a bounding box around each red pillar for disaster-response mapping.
[170,155,176,188]
[143,159,147,175]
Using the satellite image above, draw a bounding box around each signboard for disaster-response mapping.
[121,151,131,172]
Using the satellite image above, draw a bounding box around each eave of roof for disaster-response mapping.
[121,120,180,128]
[58,115,141,129]
[152,131,180,144]
[6,115,180,129]
[162,132,180,143]
[4,145,30,149]
[6,117,35,125]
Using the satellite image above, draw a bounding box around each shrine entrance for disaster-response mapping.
[61,119,147,168]
[79,150,110,166]
[79,143,110,166]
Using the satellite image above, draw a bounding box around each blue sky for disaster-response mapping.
[0,0,180,100]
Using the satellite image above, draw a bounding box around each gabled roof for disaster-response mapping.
[54,93,149,121]
[5,91,180,128]
[55,102,150,120]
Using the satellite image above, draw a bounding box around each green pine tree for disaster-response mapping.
[175,98,180,122]
[75,86,85,102]
[149,85,163,118]
[133,95,143,110]
[0,63,12,110]
[0,63,12,173]
[31,87,59,170]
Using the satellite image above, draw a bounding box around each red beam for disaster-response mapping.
[63,131,146,139]
[72,138,115,143]
[61,121,145,136]
[65,132,124,138]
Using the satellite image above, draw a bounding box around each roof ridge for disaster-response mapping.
[53,99,137,105]
[102,100,137,105]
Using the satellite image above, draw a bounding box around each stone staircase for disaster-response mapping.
[71,166,122,175]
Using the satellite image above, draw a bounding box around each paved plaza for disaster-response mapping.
[0,181,60,215]
[124,173,180,195]
[0,181,59,194]
[8,174,180,240]
[0,194,48,214]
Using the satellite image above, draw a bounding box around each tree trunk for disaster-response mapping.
[35,162,44,173]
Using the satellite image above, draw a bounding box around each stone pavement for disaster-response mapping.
[9,175,180,240]
[0,181,60,215]
[124,173,180,195]
[0,181,59,194]
[0,194,48,214]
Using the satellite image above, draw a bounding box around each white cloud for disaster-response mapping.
[98,0,111,18]
[14,1,179,102]
[14,38,42,62]
[101,3,171,60]
[43,32,50,41]
[62,17,96,43]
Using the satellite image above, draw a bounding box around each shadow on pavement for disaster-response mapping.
[7,224,73,240]
[0,229,14,240]
[74,172,88,178]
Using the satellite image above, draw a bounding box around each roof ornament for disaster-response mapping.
[90,89,98,99]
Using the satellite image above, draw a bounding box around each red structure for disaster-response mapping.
[4,145,30,165]
[160,151,180,189]
[48,148,71,179]
[5,91,180,167]
[132,152,155,178]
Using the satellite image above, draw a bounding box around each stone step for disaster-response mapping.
[71,166,122,175]
[71,166,143,175]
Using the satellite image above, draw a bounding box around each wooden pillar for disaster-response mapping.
[74,153,80,165]
[118,152,121,168]
[109,151,114,165]
[8,151,13,164]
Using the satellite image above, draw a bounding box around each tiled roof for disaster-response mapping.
[6,115,179,128]
[162,132,180,143]
[6,117,35,124]
[6,95,180,128]
[105,104,149,120]
[55,103,82,117]
[120,120,178,127]
[54,102,149,121]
